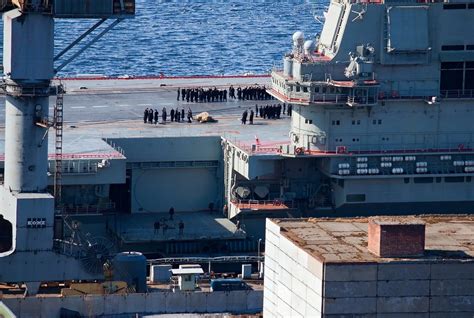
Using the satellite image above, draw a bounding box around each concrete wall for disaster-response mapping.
[2,290,263,318]
[264,219,474,317]
[264,219,324,317]
[323,262,474,317]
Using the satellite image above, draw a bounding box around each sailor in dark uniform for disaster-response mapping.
[154,109,159,124]
[148,108,154,123]
[249,110,254,124]
[162,107,167,123]
[187,108,193,123]
[144,108,149,123]
[170,108,175,122]
[177,88,180,101]
[241,110,248,124]
[181,108,185,121]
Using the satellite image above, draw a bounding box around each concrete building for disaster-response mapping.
[264,215,474,317]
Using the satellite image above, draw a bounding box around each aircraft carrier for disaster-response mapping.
[0,0,474,316]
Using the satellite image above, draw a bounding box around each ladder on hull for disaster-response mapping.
[54,86,64,206]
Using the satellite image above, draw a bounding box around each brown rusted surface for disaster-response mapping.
[272,215,474,264]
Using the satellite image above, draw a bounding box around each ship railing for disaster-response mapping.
[119,228,247,241]
[233,140,290,155]
[48,159,99,174]
[53,239,84,258]
[440,89,474,99]
[309,142,474,156]
[233,199,295,210]
[59,202,116,215]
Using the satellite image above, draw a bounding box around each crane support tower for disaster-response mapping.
[0,0,135,295]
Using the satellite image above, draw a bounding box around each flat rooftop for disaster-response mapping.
[272,215,474,264]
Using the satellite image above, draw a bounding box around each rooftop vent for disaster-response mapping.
[368,217,425,258]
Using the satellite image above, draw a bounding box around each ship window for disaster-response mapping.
[314,87,320,93]
[305,119,313,124]
[373,119,376,124]
[445,176,464,183]
[414,177,433,184]
[303,87,308,92]
[346,194,366,202]
[336,120,340,125]
[296,86,300,92]
[443,3,466,9]
[404,178,410,184]
[467,176,472,182]
[440,62,464,91]
[466,62,474,68]
[378,119,382,125]
[466,70,474,90]
[442,62,464,69]
[468,3,474,8]
[467,45,474,51]
[441,45,465,51]
[322,87,327,93]
[436,177,442,183]
[0,215,13,253]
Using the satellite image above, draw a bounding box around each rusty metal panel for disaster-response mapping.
[53,0,134,18]
[53,0,113,17]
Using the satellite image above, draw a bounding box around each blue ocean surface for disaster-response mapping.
[1,0,325,77]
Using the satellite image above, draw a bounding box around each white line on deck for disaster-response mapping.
[138,103,149,106]
[92,105,109,108]
[118,104,130,107]
[71,106,86,109]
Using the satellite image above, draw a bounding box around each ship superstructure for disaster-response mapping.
[224,0,474,227]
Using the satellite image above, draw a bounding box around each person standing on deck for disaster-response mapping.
[169,207,175,220]
[249,110,254,125]
[241,110,248,124]
[162,107,167,123]
[144,108,149,124]
[154,221,161,234]
[175,108,180,122]
[187,108,193,123]
[177,88,180,101]
[170,108,175,122]
[178,221,184,236]
[154,109,159,124]
[181,108,185,121]
[148,108,154,124]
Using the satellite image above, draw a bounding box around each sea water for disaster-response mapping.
[1,0,325,77]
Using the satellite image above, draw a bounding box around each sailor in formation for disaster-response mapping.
[142,107,194,124]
